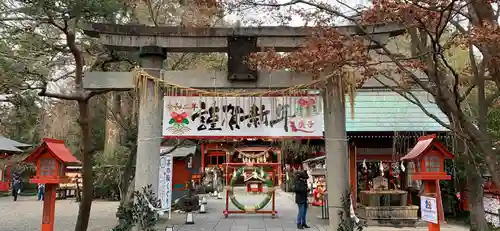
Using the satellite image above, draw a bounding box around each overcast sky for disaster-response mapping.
[224,0,370,26]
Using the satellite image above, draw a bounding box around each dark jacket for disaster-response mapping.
[294,172,309,204]
[12,174,21,190]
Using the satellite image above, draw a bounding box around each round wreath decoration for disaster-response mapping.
[228,166,274,212]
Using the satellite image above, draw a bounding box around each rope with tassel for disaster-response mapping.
[131,66,361,120]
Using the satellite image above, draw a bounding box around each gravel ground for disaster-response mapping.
[0,196,118,231]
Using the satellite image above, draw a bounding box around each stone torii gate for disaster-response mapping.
[82,24,404,228]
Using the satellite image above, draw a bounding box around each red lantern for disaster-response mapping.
[23,138,81,231]
[401,134,455,231]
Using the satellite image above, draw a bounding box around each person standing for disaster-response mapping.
[11,173,21,201]
[294,170,310,229]
[37,183,45,201]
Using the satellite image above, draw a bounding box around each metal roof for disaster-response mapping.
[160,146,196,158]
[0,136,31,152]
[343,90,448,132]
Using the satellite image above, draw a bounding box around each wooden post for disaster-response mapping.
[277,150,282,186]
[41,184,57,231]
[272,166,276,214]
[423,180,440,231]
[201,143,205,173]
[224,166,230,217]
[349,144,357,207]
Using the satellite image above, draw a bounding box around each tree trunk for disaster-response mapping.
[116,177,135,227]
[119,144,137,207]
[74,100,93,231]
[465,157,490,231]
[104,92,122,158]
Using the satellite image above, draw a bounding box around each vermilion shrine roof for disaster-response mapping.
[24,138,81,164]
[400,134,455,161]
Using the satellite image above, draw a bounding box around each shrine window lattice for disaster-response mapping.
[40,159,56,176]
[424,156,441,173]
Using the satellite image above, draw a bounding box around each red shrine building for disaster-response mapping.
[0,136,32,192]
[161,88,458,221]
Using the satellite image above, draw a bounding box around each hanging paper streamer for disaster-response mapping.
[362,159,367,171]
[350,200,360,223]
[379,161,384,177]
[400,161,406,172]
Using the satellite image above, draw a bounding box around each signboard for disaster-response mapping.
[163,96,323,137]
[420,196,438,224]
[158,155,173,212]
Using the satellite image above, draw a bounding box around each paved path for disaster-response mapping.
[0,189,470,231]
[0,196,118,231]
[163,189,470,231]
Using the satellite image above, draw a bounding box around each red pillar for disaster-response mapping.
[6,163,12,182]
[349,144,357,207]
[41,184,57,231]
[423,180,440,231]
[200,143,205,173]
[277,150,282,186]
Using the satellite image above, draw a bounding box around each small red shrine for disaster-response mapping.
[23,138,81,231]
[401,134,455,231]
[244,171,264,193]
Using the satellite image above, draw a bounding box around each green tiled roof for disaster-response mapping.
[344,90,448,132]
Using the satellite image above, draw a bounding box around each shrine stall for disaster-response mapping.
[58,166,82,199]
[245,171,264,193]
[302,155,326,189]
[0,136,31,192]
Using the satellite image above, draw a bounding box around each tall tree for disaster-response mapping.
[0,92,44,144]
[0,1,133,231]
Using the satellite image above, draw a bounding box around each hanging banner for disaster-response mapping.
[162,96,323,137]
[158,155,174,211]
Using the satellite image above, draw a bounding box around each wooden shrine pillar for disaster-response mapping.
[200,143,205,173]
[277,150,282,186]
[349,143,357,207]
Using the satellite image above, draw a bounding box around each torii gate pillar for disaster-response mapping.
[135,46,166,194]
